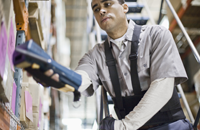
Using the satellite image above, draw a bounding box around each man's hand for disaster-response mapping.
[27,69,59,87]
[100,115,115,130]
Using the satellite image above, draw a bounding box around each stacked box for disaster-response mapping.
[0,21,8,102]
[43,88,51,114]
[0,104,10,129]
[0,0,16,105]
[22,71,38,83]
[20,82,44,129]
[37,1,51,50]
[27,83,44,130]
[20,82,32,128]
[0,0,3,31]
[0,55,14,103]
[2,0,14,34]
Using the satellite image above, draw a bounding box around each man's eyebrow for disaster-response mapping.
[92,4,98,9]
[92,0,112,9]
[101,0,111,3]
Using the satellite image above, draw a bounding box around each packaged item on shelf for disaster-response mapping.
[1,0,14,33]
[38,0,51,49]
[0,0,3,31]
[8,18,16,72]
[0,54,14,103]
[43,88,51,113]
[28,2,45,49]
[0,0,16,103]
[20,82,32,128]
[29,83,44,113]
[0,22,7,96]
[25,113,39,130]
[25,112,44,130]
[28,83,44,130]
[22,70,39,83]
[20,82,44,129]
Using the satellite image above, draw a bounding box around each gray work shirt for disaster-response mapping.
[76,20,188,97]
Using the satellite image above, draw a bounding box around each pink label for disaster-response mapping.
[8,19,15,72]
[25,90,33,122]
[0,22,8,78]
[11,82,17,113]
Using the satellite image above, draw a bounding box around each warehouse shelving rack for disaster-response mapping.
[0,0,47,129]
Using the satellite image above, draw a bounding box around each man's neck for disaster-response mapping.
[106,20,129,40]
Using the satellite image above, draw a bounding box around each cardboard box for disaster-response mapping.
[29,83,42,113]
[0,55,14,103]
[20,82,44,129]
[0,0,3,31]
[2,0,14,35]
[0,104,10,130]
[20,82,32,128]
[22,71,38,83]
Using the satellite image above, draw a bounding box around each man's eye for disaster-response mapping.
[94,8,100,12]
[104,3,111,7]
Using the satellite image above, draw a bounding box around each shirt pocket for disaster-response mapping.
[137,54,150,72]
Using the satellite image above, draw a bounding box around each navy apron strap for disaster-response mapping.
[104,24,142,119]
[129,25,142,95]
[104,39,126,119]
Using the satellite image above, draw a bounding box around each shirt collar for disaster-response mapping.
[107,19,136,47]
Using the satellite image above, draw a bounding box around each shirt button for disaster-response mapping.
[124,72,127,76]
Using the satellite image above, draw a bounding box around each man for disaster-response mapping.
[34,0,193,129]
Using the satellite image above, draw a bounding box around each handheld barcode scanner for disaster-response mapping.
[13,40,82,102]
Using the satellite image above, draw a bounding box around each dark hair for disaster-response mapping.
[118,0,125,4]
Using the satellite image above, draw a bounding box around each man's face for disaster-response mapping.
[91,0,128,32]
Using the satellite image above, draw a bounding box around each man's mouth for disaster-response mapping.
[101,17,110,23]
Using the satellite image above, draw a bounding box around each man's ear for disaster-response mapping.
[122,3,128,13]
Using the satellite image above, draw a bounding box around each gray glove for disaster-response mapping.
[100,116,115,130]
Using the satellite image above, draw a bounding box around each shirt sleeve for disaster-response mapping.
[150,27,187,85]
[114,78,174,130]
[75,70,93,96]
[75,50,101,96]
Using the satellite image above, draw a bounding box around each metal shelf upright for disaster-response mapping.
[13,0,29,120]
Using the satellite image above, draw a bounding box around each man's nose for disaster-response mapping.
[100,8,106,15]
